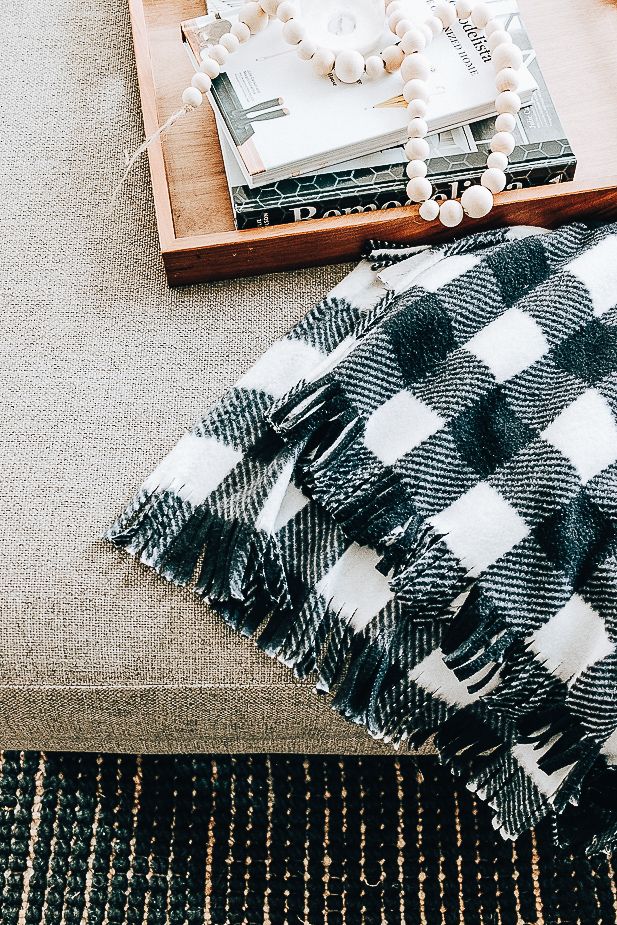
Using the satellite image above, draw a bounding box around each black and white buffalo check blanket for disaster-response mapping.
[108,223,617,854]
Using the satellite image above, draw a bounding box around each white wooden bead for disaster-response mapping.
[382,44,405,72]
[402,78,430,103]
[487,29,512,51]
[259,0,280,14]
[297,38,316,60]
[220,32,240,53]
[461,184,493,218]
[334,49,365,83]
[471,2,491,28]
[406,159,428,178]
[239,1,269,32]
[312,47,335,75]
[191,72,212,93]
[481,167,507,193]
[439,200,464,227]
[230,21,251,43]
[200,56,220,78]
[495,112,516,133]
[405,137,430,160]
[491,131,515,155]
[407,117,428,138]
[388,9,406,31]
[427,15,444,36]
[455,0,473,18]
[495,67,520,93]
[487,151,508,170]
[407,177,433,202]
[365,55,385,78]
[209,44,229,65]
[496,90,521,114]
[395,18,413,38]
[435,0,456,28]
[282,18,305,43]
[182,86,203,108]
[400,28,426,53]
[421,24,434,44]
[492,43,522,71]
[419,199,440,221]
[401,53,429,82]
[276,0,297,20]
[484,18,500,37]
[406,98,428,118]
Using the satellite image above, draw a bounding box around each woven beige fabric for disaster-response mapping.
[0,0,416,753]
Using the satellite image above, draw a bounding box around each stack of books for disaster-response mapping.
[181,0,575,230]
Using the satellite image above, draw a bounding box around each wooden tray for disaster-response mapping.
[131,0,617,285]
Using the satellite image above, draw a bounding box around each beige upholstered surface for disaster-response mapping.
[0,0,411,753]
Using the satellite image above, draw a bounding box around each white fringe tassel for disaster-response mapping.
[110,105,192,205]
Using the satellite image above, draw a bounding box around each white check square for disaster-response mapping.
[529,593,614,683]
[364,390,445,465]
[316,543,394,632]
[541,388,617,484]
[465,307,549,384]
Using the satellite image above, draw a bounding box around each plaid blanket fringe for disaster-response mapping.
[107,224,617,856]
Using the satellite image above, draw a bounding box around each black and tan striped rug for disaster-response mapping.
[1,752,615,925]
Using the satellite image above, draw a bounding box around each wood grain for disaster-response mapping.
[131,0,617,284]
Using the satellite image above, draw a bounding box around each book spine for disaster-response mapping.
[233,158,577,230]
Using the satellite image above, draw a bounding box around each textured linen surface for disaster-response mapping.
[0,0,395,754]
[109,223,617,854]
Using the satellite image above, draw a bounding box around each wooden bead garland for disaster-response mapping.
[173,0,521,228]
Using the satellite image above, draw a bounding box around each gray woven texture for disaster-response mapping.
[0,0,401,753]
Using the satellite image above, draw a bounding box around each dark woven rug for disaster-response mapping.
[0,753,615,925]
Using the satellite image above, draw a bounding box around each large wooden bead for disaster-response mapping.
[402,78,430,103]
[461,184,493,217]
[407,117,428,138]
[419,199,440,221]
[492,43,522,71]
[495,67,520,92]
[495,112,516,133]
[200,55,220,78]
[455,0,473,18]
[405,137,430,160]
[427,15,443,36]
[406,159,428,178]
[209,44,229,65]
[276,0,297,20]
[382,44,405,72]
[388,9,406,30]
[435,0,456,28]
[487,29,512,51]
[334,49,365,83]
[239,1,269,32]
[312,47,336,75]
[407,98,428,118]
[484,18,500,37]
[487,151,508,170]
[282,18,305,43]
[400,28,426,53]
[220,32,240,53]
[439,199,464,227]
[182,86,203,107]
[406,176,433,202]
[421,24,434,44]
[230,21,251,43]
[191,72,212,93]
[481,167,507,193]
[471,2,490,28]
[401,53,429,82]
[490,131,515,155]
[259,0,280,13]
[496,91,521,114]
[395,18,413,38]
[297,38,316,60]
[365,55,385,78]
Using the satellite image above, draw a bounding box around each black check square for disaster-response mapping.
[487,236,550,307]
[385,293,456,385]
[535,489,617,590]
[552,319,617,385]
[450,388,535,480]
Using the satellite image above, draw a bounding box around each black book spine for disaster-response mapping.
[233,158,577,230]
